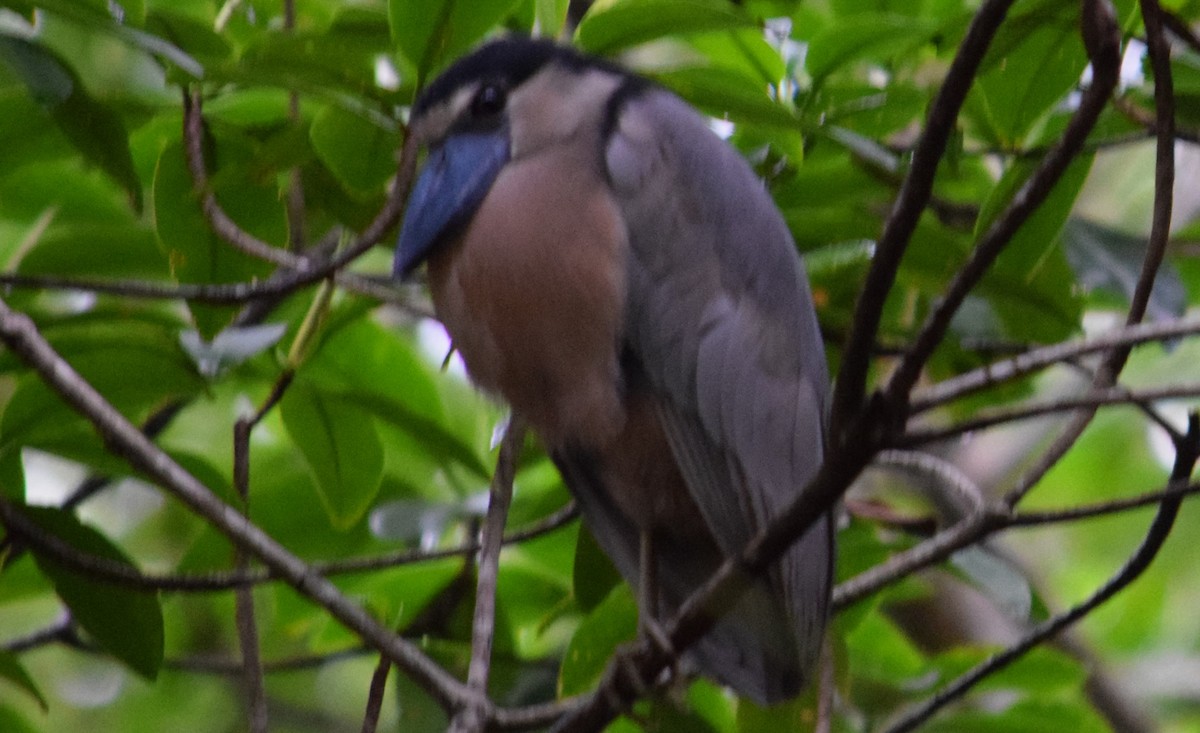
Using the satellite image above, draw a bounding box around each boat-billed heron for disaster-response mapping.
[394,37,832,704]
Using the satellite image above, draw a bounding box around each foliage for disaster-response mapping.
[0,0,1198,731]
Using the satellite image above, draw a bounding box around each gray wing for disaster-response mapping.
[605,88,833,673]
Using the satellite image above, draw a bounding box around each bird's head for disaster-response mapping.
[394,37,631,278]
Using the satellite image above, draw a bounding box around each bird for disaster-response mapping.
[393,36,832,705]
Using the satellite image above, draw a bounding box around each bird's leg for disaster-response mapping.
[609,529,676,708]
[636,530,676,668]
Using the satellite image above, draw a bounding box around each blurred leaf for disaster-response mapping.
[805,13,941,81]
[369,497,462,544]
[151,140,278,339]
[309,103,397,196]
[974,154,1093,342]
[950,545,1032,622]
[0,448,24,501]
[932,646,1087,698]
[534,0,572,38]
[1063,217,1187,322]
[923,697,1109,733]
[845,612,926,683]
[967,4,1086,147]
[280,383,385,530]
[20,505,164,680]
[0,327,202,453]
[0,651,47,711]
[737,694,815,733]
[653,66,797,128]
[685,679,736,733]
[178,323,287,378]
[16,221,166,280]
[0,707,39,733]
[143,8,231,70]
[572,524,622,612]
[576,0,755,55]
[0,35,142,210]
[389,0,521,82]
[558,583,637,697]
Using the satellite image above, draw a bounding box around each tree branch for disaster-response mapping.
[0,296,473,712]
[451,417,525,733]
[832,0,1017,438]
[909,316,1200,413]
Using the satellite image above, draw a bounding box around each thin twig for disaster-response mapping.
[362,656,391,733]
[450,418,526,733]
[831,0,1017,438]
[183,90,303,269]
[0,497,578,593]
[0,271,426,312]
[232,358,296,733]
[1010,480,1200,527]
[909,317,1200,413]
[178,90,418,303]
[900,382,1200,446]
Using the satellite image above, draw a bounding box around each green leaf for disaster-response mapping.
[844,612,926,684]
[0,35,142,210]
[0,329,203,454]
[974,154,1092,342]
[575,0,755,55]
[151,139,278,339]
[924,697,1108,733]
[0,707,38,733]
[301,315,490,479]
[534,0,572,38]
[805,13,941,81]
[280,384,385,530]
[1063,218,1187,322]
[389,0,521,83]
[653,67,797,128]
[572,524,622,612]
[0,448,25,501]
[966,5,1087,147]
[737,693,814,732]
[0,651,47,712]
[932,646,1087,698]
[558,583,637,697]
[309,103,397,196]
[19,505,164,680]
[16,221,166,280]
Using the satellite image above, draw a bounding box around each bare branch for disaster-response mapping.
[832,0,1017,438]
[901,382,1200,446]
[910,316,1200,413]
[362,656,391,733]
[1010,480,1200,527]
[451,418,525,733]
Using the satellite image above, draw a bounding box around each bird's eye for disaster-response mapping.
[470,84,506,117]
